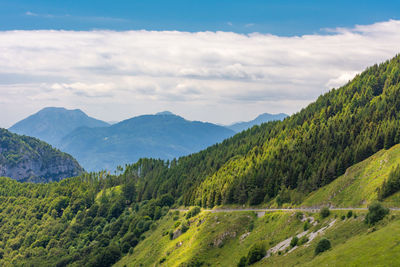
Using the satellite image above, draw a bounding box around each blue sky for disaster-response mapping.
[1,0,399,34]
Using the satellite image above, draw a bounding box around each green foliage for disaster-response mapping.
[347,210,353,218]
[378,165,400,200]
[365,202,389,225]
[180,220,189,233]
[303,221,311,231]
[246,242,266,265]
[290,236,299,247]
[185,206,201,219]
[298,235,309,245]
[315,238,331,255]
[237,256,247,267]
[295,212,303,220]
[117,55,400,208]
[0,172,170,266]
[320,207,330,218]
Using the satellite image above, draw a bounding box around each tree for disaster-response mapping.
[320,207,330,218]
[246,242,266,265]
[237,256,247,267]
[315,238,331,255]
[122,178,136,203]
[365,202,389,225]
[290,236,299,248]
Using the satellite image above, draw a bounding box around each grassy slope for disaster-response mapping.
[115,145,400,267]
[301,144,400,208]
[115,210,369,267]
[116,209,400,267]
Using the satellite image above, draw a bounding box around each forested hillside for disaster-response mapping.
[0,174,173,266]
[0,128,84,182]
[120,54,400,207]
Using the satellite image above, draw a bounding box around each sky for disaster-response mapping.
[1,1,400,127]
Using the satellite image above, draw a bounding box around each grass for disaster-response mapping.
[115,146,400,266]
[116,210,309,266]
[301,144,400,208]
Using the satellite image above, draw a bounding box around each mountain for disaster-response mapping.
[59,112,235,171]
[227,112,288,132]
[0,128,84,182]
[9,107,109,147]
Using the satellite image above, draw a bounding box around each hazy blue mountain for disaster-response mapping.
[227,113,288,132]
[59,112,235,172]
[9,107,109,146]
[0,128,84,182]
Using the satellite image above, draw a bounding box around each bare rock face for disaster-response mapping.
[0,128,84,182]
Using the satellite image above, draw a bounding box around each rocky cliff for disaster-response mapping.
[0,128,84,182]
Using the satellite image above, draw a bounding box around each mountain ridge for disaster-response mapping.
[59,113,236,171]
[227,112,288,132]
[9,107,110,147]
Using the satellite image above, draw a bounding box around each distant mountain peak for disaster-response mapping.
[156,111,175,116]
[228,112,288,132]
[9,107,110,147]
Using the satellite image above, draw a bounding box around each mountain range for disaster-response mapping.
[9,107,110,147]
[9,108,286,171]
[227,112,288,132]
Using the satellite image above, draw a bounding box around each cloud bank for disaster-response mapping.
[1,20,400,127]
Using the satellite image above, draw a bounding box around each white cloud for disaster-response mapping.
[25,11,38,16]
[1,20,400,127]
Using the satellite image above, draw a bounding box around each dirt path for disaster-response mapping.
[173,207,400,213]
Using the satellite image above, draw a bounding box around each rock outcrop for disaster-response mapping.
[0,128,84,182]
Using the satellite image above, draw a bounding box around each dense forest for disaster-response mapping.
[0,173,172,266]
[121,54,400,207]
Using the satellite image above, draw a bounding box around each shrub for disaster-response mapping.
[341,215,346,220]
[174,221,181,228]
[185,206,201,219]
[237,256,247,267]
[303,221,310,231]
[347,210,353,218]
[315,238,331,255]
[290,236,298,248]
[365,202,389,225]
[320,207,330,218]
[295,212,303,220]
[378,165,400,200]
[298,236,309,245]
[246,242,266,265]
[180,221,189,233]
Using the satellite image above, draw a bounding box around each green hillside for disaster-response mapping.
[116,208,400,267]
[120,54,400,209]
[301,144,400,208]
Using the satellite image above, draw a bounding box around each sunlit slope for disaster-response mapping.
[302,144,400,208]
[115,208,400,267]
